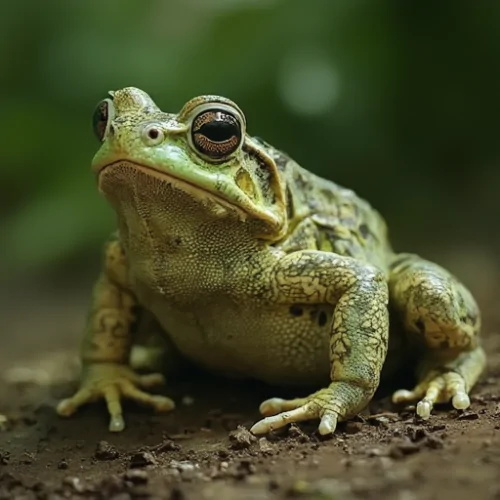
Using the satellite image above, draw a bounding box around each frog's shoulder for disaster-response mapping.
[252,136,392,263]
[252,137,382,226]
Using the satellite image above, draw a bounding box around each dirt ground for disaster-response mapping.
[1,268,499,500]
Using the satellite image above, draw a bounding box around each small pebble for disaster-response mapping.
[94,441,119,461]
[57,458,69,470]
[229,425,256,449]
[129,451,157,468]
[258,437,274,454]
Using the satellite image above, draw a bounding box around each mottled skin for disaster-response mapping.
[57,87,486,434]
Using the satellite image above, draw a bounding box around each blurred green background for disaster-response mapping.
[1,0,499,285]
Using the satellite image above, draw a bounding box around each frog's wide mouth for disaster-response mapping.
[97,159,287,238]
[97,160,254,219]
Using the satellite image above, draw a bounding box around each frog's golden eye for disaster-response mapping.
[92,98,115,142]
[191,109,242,159]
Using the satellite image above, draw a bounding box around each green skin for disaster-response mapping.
[57,87,486,434]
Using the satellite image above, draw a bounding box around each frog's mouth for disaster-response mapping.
[97,159,288,240]
[98,160,261,222]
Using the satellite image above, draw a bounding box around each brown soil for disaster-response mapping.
[1,280,499,500]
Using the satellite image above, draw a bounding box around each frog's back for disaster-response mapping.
[252,137,394,272]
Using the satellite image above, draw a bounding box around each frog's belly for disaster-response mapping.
[145,298,332,387]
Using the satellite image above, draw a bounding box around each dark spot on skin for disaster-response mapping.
[460,315,470,324]
[318,311,328,327]
[285,186,294,220]
[359,223,370,239]
[323,230,357,258]
[174,237,182,246]
[295,173,308,191]
[415,318,426,334]
[274,155,289,171]
[289,305,303,317]
[321,188,333,202]
[389,255,414,273]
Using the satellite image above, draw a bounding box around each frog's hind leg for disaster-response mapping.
[388,253,486,418]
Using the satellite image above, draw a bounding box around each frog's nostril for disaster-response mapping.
[148,128,159,140]
[141,124,165,145]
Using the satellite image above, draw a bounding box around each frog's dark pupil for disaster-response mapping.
[200,120,238,142]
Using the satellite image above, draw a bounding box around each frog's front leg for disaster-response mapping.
[57,233,175,432]
[250,251,389,436]
[389,253,486,418]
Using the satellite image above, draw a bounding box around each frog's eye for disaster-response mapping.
[190,109,242,159]
[92,98,115,142]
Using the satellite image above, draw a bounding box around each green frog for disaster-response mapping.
[57,87,485,435]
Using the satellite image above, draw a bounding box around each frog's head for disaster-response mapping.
[91,87,287,240]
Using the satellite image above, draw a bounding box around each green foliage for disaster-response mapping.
[1,0,499,276]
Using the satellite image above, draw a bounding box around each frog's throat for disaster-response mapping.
[97,161,287,239]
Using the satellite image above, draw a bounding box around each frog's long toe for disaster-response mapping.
[258,397,308,416]
[251,394,339,436]
[392,371,470,419]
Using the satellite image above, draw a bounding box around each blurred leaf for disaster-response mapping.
[0,172,113,274]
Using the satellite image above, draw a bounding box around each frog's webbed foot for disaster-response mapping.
[250,382,370,436]
[389,253,485,420]
[57,363,175,432]
[392,346,486,419]
[393,371,469,418]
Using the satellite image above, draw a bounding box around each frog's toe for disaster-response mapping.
[392,371,470,419]
[251,402,320,435]
[57,387,96,417]
[251,393,339,436]
[134,372,166,388]
[258,397,308,416]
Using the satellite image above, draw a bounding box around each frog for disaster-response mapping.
[57,87,486,435]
